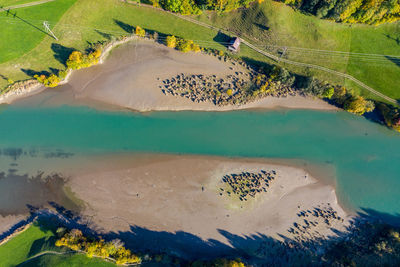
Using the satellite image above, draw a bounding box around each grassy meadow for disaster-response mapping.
[0,0,77,63]
[0,223,116,266]
[196,1,400,102]
[0,0,226,89]
[0,0,398,103]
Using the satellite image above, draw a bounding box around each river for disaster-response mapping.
[0,105,399,216]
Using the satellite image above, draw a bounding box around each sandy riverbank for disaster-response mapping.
[63,153,350,258]
[9,40,336,111]
[0,152,351,258]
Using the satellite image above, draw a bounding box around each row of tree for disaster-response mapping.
[149,0,260,14]
[66,49,102,70]
[377,102,400,132]
[148,0,398,24]
[34,48,102,88]
[55,229,141,265]
[263,66,376,116]
[280,0,400,24]
[166,35,202,52]
[299,76,375,115]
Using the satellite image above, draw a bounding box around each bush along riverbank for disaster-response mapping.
[55,229,141,265]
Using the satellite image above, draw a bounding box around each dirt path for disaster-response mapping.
[1,0,56,10]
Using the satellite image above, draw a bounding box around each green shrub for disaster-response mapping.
[58,70,69,80]
[377,103,400,132]
[322,87,334,99]
[343,96,375,115]
[332,86,348,105]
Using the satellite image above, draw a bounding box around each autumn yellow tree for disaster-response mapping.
[177,39,194,52]
[344,96,375,115]
[166,35,177,48]
[66,51,83,69]
[89,49,102,59]
[56,229,142,265]
[176,39,201,52]
[55,229,86,251]
[135,26,146,37]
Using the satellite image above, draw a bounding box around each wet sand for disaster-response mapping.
[8,40,336,112]
[65,154,349,258]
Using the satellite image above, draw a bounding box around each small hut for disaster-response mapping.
[228,37,241,52]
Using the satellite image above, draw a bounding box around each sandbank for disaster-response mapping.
[65,153,350,258]
[8,40,336,112]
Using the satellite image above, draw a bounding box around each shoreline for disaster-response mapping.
[0,36,140,106]
[3,39,337,112]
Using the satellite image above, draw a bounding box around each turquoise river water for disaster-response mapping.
[0,105,399,216]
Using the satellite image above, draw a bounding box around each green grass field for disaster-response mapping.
[0,0,77,63]
[0,0,226,89]
[0,0,398,103]
[0,223,116,267]
[0,0,38,7]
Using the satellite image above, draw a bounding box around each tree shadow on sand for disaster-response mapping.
[7,203,400,266]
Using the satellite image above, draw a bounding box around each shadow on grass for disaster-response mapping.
[0,74,8,81]
[385,55,400,68]
[27,235,58,257]
[0,8,54,39]
[241,56,274,73]
[114,19,134,34]
[213,31,231,46]
[254,23,269,32]
[51,43,75,67]
[113,19,172,46]
[20,68,51,77]
[384,34,400,46]
[113,19,230,50]
[95,29,113,41]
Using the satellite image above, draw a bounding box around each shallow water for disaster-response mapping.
[0,105,399,215]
